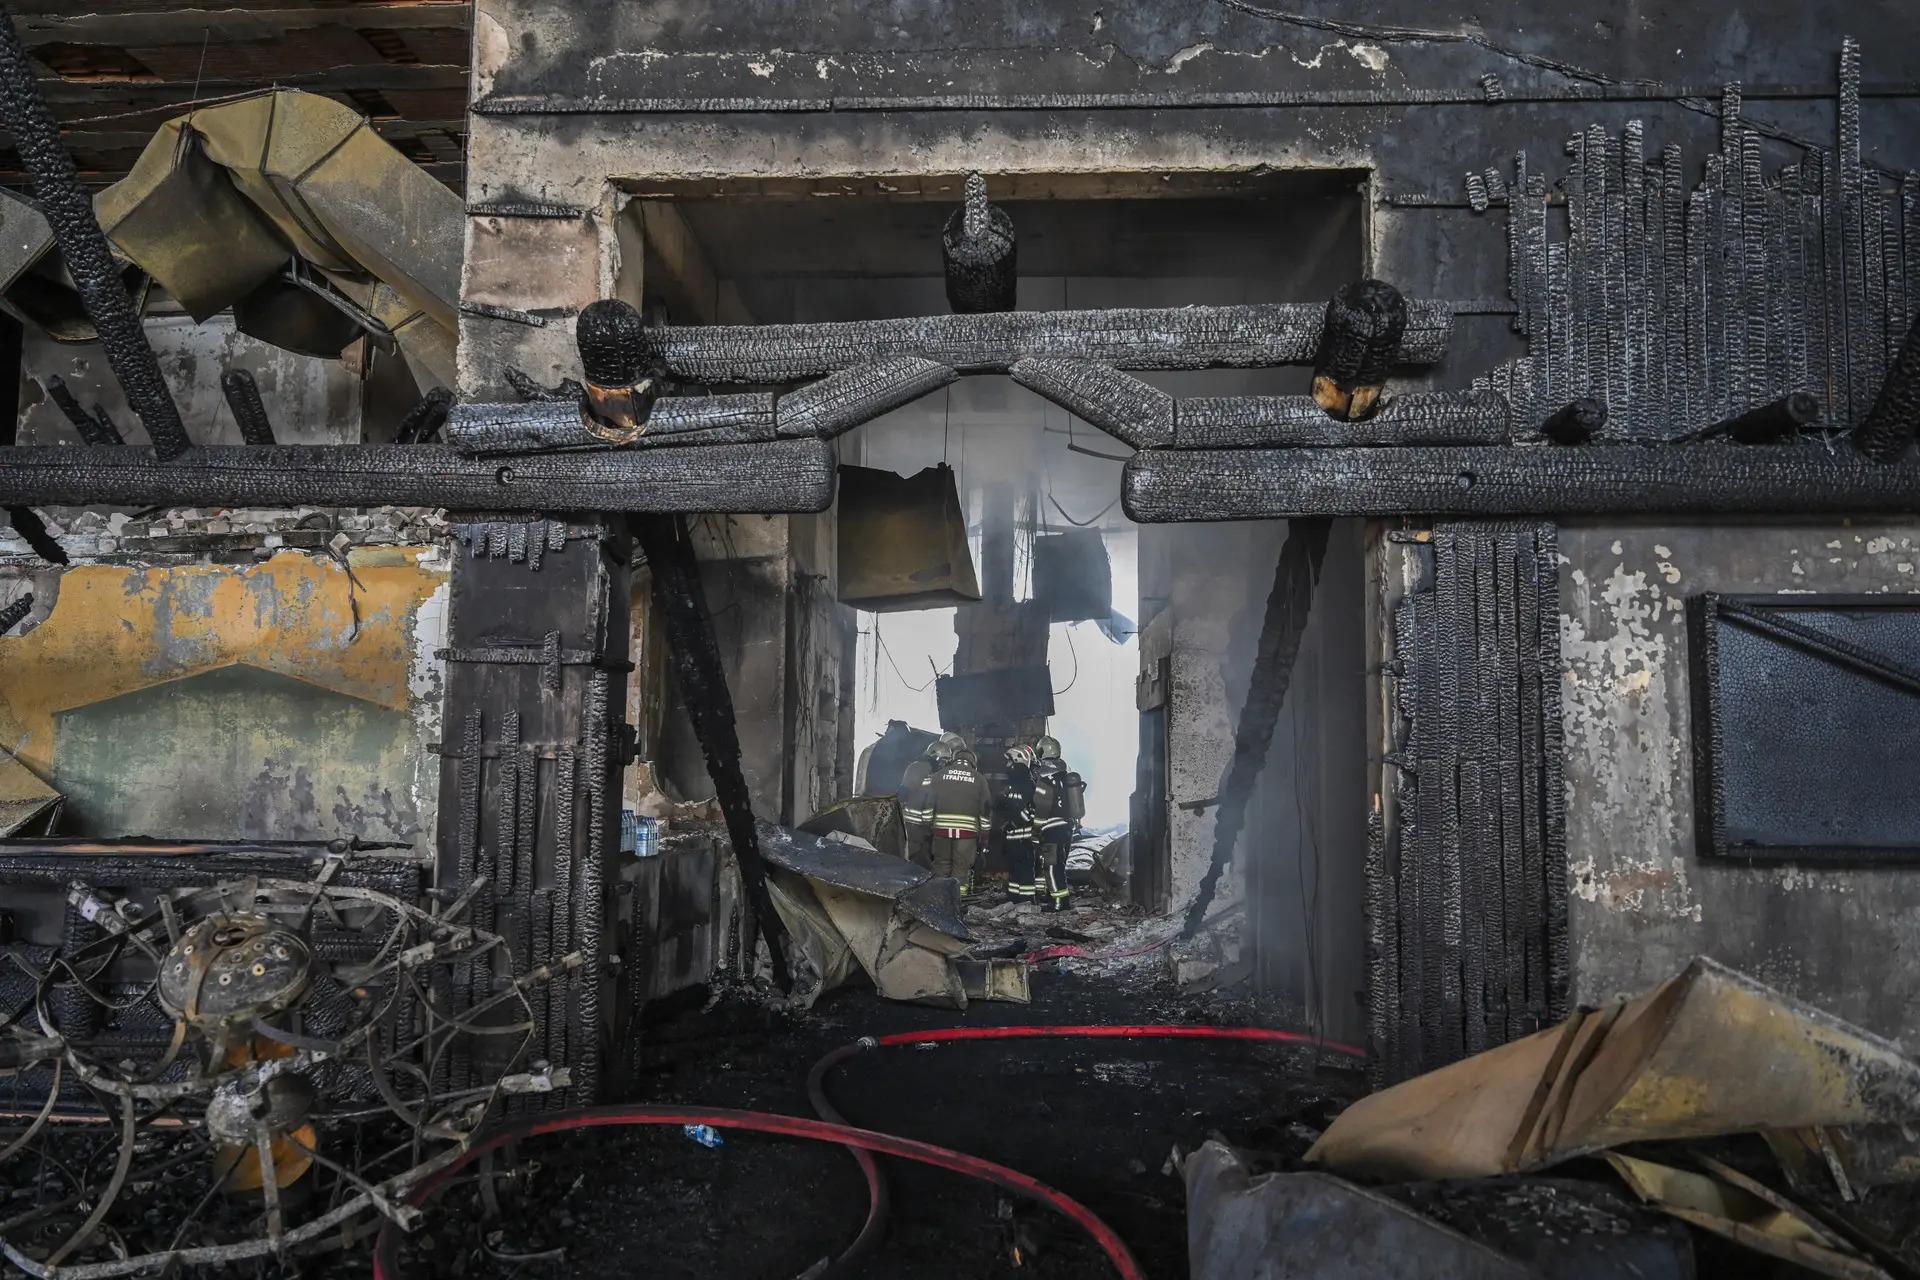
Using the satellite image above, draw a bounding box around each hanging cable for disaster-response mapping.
[875,617,944,693]
[1053,624,1080,695]
[1047,489,1121,528]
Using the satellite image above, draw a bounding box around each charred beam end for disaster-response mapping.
[393,386,454,445]
[1010,357,1173,449]
[637,298,1452,383]
[45,374,122,447]
[0,9,188,460]
[942,172,1017,314]
[1688,390,1823,444]
[0,442,837,514]
[1174,389,1510,448]
[0,592,32,633]
[1312,280,1409,422]
[5,506,67,564]
[576,299,661,441]
[775,355,957,439]
[1538,397,1608,445]
[1853,316,1920,463]
[219,369,277,446]
[1122,444,1920,521]
[448,394,777,456]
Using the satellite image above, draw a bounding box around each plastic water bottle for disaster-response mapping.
[635,815,660,858]
[683,1123,724,1148]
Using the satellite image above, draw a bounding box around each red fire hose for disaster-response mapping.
[368,1104,1145,1280]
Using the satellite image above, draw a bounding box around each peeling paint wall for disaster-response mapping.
[1560,520,1920,1040]
[0,548,449,844]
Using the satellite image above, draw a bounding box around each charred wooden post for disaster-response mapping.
[576,299,661,441]
[45,375,123,446]
[219,370,277,446]
[1539,397,1607,445]
[5,507,67,565]
[941,172,1017,314]
[632,514,793,991]
[1182,518,1331,936]
[1313,280,1409,422]
[0,9,189,460]
[1690,390,1822,444]
[394,386,454,445]
[0,592,33,633]
[1852,316,1920,463]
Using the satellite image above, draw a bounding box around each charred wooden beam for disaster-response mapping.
[393,387,455,445]
[1010,358,1173,449]
[1174,389,1509,448]
[942,172,1016,314]
[0,592,32,633]
[576,299,662,441]
[0,8,189,460]
[1122,443,1920,521]
[776,356,957,439]
[44,374,122,446]
[1538,397,1607,445]
[3,505,66,564]
[0,442,837,513]
[1312,280,1409,422]
[632,514,791,990]
[1852,316,1920,463]
[1686,390,1823,444]
[219,370,276,446]
[636,298,1452,383]
[449,394,776,455]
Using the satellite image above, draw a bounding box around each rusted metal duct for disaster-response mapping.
[0,7,189,458]
[942,173,1017,314]
[1312,279,1408,422]
[577,299,662,440]
[837,463,983,611]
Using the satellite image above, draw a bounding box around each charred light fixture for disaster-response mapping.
[941,172,1017,314]
[0,863,577,1278]
[1312,279,1408,422]
[575,298,661,443]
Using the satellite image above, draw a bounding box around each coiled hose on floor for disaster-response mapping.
[804,1023,1367,1277]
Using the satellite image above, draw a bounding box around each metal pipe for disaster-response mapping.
[0,7,189,459]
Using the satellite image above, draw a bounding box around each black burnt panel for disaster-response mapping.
[1690,593,1920,860]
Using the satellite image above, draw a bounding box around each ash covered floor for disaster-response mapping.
[390,964,1358,1280]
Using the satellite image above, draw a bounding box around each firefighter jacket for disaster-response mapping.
[899,759,933,829]
[999,763,1035,842]
[926,759,991,835]
[1028,770,1072,838]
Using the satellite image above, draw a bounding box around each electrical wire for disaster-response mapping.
[369,1105,1146,1280]
[1053,623,1079,695]
[872,616,945,693]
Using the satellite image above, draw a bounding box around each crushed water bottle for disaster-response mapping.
[682,1123,724,1149]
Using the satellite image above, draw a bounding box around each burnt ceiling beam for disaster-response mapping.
[636,299,1453,383]
[1174,389,1511,448]
[1010,357,1173,449]
[0,5,189,459]
[31,63,467,103]
[13,4,471,43]
[0,442,837,513]
[1122,445,1920,521]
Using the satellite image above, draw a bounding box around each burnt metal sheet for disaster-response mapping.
[757,820,971,940]
[837,463,981,610]
[935,665,1054,731]
[1689,593,1920,860]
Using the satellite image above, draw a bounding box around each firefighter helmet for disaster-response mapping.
[1035,735,1062,760]
[1005,744,1036,768]
[930,732,965,763]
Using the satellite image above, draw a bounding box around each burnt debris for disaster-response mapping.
[576,298,662,441]
[219,369,277,446]
[394,385,455,445]
[0,591,32,633]
[942,172,1018,314]
[1313,280,1409,422]
[1538,397,1606,446]
[45,375,124,447]
[1852,314,1920,463]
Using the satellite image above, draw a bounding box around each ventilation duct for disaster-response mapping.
[837,463,982,611]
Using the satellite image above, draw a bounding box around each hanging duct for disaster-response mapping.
[935,666,1055,731]
[1032,530,1113,623]
[837,464,983,611]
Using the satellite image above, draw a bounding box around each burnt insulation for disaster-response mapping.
[1853,315,1920,462]
[0,592,32,633]
[1376,522,1566,1082]
[219,370,277,446]
[632,513,792,990]
[1473,40,1918,442]
[941,172,1017,314]
[45,375,123,446]
[1181,518,1331,938]
[0,8,189,460]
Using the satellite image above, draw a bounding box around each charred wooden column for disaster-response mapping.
[941,172,1017,314]
[433,516,631,1104]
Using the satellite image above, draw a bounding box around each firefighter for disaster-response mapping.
[1000,743,1039,901]
[927,738,991,894]
[1031,755,1080,913]
[898,736,950,867]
